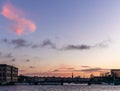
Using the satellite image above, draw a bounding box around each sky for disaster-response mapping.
[0,0,120,77]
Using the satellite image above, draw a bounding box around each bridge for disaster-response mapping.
[27,78,90,85]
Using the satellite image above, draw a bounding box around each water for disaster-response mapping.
[0,85,120,91]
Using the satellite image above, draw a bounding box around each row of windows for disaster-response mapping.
[0,71,18,75]
[0,69,18,72]
[0,69,6,71]
[0,73,13,77]
[0,73,6,77]
[0,67,18,71]
[0,78,6,81]
[0,74,18,77]
[12,74,18,76]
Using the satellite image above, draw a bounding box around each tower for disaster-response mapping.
[72,72,74,79]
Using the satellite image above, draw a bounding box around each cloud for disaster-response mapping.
[1,2,36,35]
[26,59,30,62]
[41,39,56,49]
[1,38,9,43]
[19,70,26,72]
[0,52,2,56]
[1,38,30,48]
[29,66,35,69]
[31,39,56,49]
[10,38,30,48]
[94,39,111,48]
[52,69,60,72]
[59,67,75,70]
[0,52,13,59]
[23,66,109,77]
[50,65,109,75]
[31,44,40,48]
[32,39,110,50]
[1,37,110,51]
[51,66,109,74]
[80,68,109,73]
[4,53,13,58]
[1,38,57,49]
[80,66,91,68]
[61,40,110,51]
[11,58,16,62]
[52,67,75,72]
[62,44,91,50]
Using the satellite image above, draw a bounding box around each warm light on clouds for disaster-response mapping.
[18,64,109,77]
[1,2,36,35]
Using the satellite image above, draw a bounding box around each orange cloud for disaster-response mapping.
[1,2,36,35]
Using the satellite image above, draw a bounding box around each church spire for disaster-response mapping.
[72,72,74,79]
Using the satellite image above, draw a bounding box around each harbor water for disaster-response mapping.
[0,85,120,91]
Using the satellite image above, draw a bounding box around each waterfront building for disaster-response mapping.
[111,69,120,77]
[0,64,18,84]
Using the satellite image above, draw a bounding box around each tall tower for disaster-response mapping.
[72,72,74,79]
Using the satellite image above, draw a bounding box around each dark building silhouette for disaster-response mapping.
[72,73,74,79]
[111,69,120,77]
[0,64,18,84]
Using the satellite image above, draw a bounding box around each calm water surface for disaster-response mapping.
[0,85,120,91]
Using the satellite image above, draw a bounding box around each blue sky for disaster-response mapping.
[0,0,120,77]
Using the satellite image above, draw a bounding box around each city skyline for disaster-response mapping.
[0,0,120,77]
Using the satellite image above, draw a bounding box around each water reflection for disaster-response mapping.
[0,85,120,91]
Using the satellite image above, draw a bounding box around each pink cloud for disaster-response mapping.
[1,2,36,35]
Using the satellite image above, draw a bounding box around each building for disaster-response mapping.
[0,64,18,84]
[111,69,120,77]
